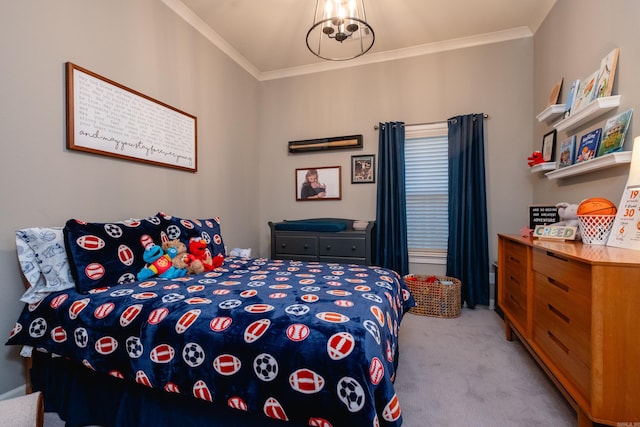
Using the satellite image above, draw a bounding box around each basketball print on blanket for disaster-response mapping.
[6,256,416,427]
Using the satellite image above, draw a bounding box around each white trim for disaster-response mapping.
[0,385,26,401]
[405,122,448,138]
[409,250,447,265]
[160,0,261,80]
[160,0,533,82]
[262,27,532,81]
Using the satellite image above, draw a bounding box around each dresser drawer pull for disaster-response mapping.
[304,244,309,249]
[508,256,521,265]
[547,277,569,293]
[547,330,569,354]
[280,243,287,248]
[548,304,570,324]
[325,245,331,250]
[546,251,569,262]
[351,245,357,251]
[509,294,524,311]
[508,275,521,286]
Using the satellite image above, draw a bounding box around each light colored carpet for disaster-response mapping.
[394,307,575,427]
[44,307,575,426]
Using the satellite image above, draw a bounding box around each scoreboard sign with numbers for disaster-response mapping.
[607,136,640,250]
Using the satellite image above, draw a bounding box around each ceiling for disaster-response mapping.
[164,0,557,80]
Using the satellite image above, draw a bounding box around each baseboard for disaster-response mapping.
[0,384,26,401]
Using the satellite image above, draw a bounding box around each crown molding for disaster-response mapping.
[262,27,533,81]
[161,0,261,80]
[162,0,532,82]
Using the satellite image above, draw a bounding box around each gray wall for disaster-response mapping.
[0,1,260,393]
[257,40,535,273]
[533,0,640,205]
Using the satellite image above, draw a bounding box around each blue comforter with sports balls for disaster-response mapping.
[7,257,414,427]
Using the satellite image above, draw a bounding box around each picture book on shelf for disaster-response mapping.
[558,135,576,168]
[595,48,619,99]
[564,79,580,116]
[571,71,599,114]
[597,108,633,157]
[575,128,602,163]
[547,78,563,106]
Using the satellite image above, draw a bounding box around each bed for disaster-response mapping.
[6,213,414,427]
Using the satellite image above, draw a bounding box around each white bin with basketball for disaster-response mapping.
[577,198,617,245]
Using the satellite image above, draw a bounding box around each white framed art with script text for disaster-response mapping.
[66,62,197,172]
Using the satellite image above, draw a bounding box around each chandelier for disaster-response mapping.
[306,0,375,61]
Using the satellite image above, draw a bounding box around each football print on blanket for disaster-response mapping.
[6,254,416,427]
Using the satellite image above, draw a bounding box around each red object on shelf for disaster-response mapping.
[527,151,545,167]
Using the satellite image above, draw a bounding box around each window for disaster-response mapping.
[405,123,448,263]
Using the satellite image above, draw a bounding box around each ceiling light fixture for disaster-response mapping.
[306,0,375,61]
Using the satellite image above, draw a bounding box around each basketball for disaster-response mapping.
[577,198,617,216]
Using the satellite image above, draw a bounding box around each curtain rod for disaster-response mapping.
[373,114,488,130]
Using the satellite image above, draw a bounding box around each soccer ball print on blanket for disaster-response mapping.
[7,257,414,427]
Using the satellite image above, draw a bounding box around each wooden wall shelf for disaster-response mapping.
[545,151,631,179]
[553,95,621,132]
[530,162,557,173]
[536,104,565,123]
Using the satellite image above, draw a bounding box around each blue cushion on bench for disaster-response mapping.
[273,220,347,232]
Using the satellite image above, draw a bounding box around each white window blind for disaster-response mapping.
[405,123,449,255]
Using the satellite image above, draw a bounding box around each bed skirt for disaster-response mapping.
[31,352,305,427]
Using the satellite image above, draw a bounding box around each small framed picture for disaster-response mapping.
[541,130,557,162]
[351,154,375,184]
[295,166,342,201]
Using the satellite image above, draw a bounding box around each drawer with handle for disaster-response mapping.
[532,249,590,299]
[274,236,318,256]
[318,237,366,258]
[533,272,591,364]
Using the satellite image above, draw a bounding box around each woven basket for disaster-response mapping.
[404,275,461,318]
[577,215,616,245]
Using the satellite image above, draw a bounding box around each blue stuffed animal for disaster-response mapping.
[137,243,187,280]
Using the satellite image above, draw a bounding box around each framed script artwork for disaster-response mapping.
[66,62,197,172]
[295,166,342,201]
[351,154,375,183]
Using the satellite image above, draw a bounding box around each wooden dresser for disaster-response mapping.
[498,234,640,426]
[269,219,374,265]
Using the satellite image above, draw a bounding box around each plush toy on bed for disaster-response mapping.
[229,247,252,258]
[188,237,224,272]
[162,239,201,275]
[137,243,187,280]
[551,202,582,240]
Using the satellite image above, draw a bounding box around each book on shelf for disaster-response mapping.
[558,135,576,168]
[597,108,633,157]
[563,79,580,116]
[547,77,563,106]
[571,71,599,114]
[575,128,602,163]
[595,48,619,99]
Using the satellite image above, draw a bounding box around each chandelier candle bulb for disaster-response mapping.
[307,0,375,61]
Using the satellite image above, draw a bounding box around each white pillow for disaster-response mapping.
[16,227,75,303]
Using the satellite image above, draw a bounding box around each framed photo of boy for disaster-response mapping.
[295,166,342,201]
[541,129,557,162]
[351,154,375,184]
